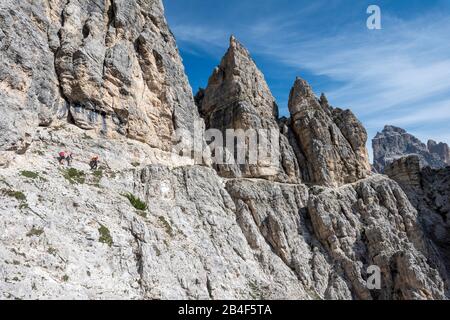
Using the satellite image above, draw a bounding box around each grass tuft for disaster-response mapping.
[93,170,103,179]
[62,168,85,184]
[122,193,147,211]
[47,247,58,256]
[20,171,39,179]
[158,216,174,236]
[98,224,113,247]
[2,188,26,201]
[1,189,28,210]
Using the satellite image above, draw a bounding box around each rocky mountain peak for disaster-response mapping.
[288,77,320,115]
[319,93,330,109]
[197,37,300,182]
[200,36,278,120]
[228,34,246,54]
[221,34,252,69]
[381,125,407,135]
[373,125,447,172]
[293,77,315,95]
[288,77,370,187]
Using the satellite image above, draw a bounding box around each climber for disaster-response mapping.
[66,152,74,166]
[90,155,99,170]
[57,151,66,165]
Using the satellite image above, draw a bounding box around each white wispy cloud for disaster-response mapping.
[168,2,450,146]
[248,12,450,121]
[170,25,228,56]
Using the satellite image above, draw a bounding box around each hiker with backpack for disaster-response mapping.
[58,151,66,165]
[90,155,99,170]
[66,152,74,166]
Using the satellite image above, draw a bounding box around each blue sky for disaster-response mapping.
[164,0,450,159]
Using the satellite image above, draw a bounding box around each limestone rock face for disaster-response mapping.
[419,166,450,282]
[0,129,309,299]
[385,155,422,188]
[428,140,450,166]
[1,123,447,300]
[55,0,200,150]
[385,155,450,285]
[373,126,447,173]
[197,37,300,183]
[308,175,446,300]
[225,179,352,300]
[288,78,371,187]
[1,0,200,153]
[0,0,67,153]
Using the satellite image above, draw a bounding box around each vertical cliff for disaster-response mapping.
[288,78,371,187]
[385,156,450,286]
[0,0,200,154]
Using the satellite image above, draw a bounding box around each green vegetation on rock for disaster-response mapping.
[98,224,113,247]
[122,192,147,211]
[62,168,86,184]
[1,189,26,201]
[1,188,28,209]
[20,171,39,179]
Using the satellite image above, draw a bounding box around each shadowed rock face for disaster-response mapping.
[428,140,450,166]
[385,156,450,285]
[385,155,422,188]
[308,175,446,300]
[288,77,371,187]
[373,126,448,173]
[197,36,300,183]
[226,175,447,300]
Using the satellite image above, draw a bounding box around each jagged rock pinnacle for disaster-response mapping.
[319,93,329,109]
[427,139,450,165]
[201,37,278,120]
[198,38,300,183]
[230,34,237,45]
[288,76,370,186]
[288,76,319,116]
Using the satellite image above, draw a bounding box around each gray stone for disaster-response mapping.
[308,175,446,300]
[428,140,450,166]
[385,155,450,288]
[197,36,300,183]
[373,126,447,173]
[288,77,371,187]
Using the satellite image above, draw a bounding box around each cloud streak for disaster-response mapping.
[166,1,450,150]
